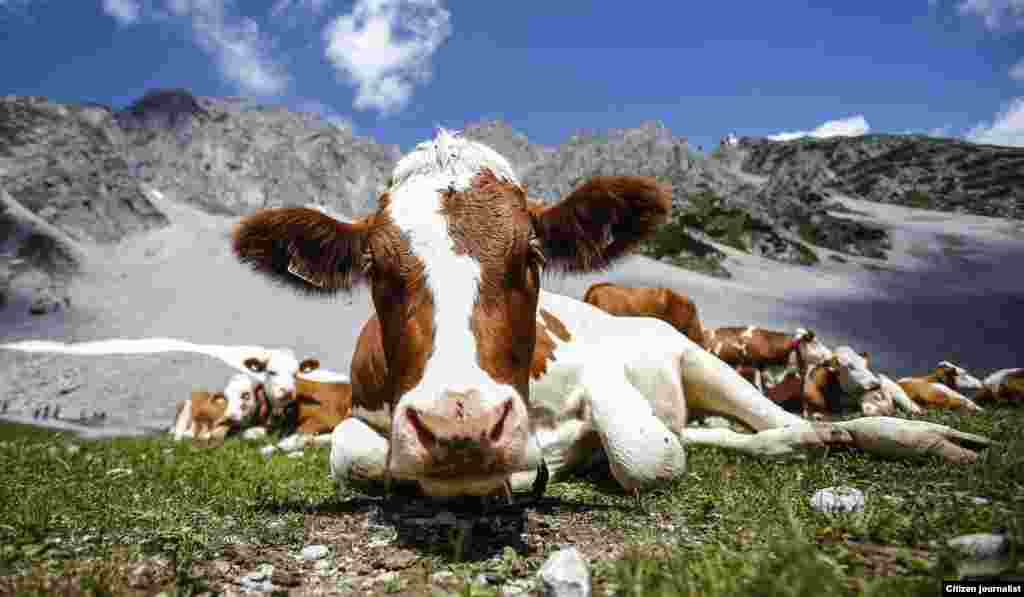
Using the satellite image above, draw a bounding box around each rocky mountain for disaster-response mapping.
[734,134,1024,220]
[2,88,1022,315]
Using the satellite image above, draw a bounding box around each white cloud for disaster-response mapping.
[102,0,142,24]
[101,0,288,96]
[965,97,1024,146]
[1010,58,1024,80]
[957,0,1024,30]
[768,115,871,142]
[324,0,451,114]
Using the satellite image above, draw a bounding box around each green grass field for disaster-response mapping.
[0,405,1021,596]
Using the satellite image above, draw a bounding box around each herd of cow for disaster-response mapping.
[2,129,1021,507]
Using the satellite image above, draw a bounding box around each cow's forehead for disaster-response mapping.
[390,128,520,195]
[267,350,299,372]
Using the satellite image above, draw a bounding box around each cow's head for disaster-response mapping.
[232,129,671,492]
[221,373,261,426]
[935,361,984,393]
[242,348,303,402]
[791,328,832,369]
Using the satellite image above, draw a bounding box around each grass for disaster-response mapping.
[0,405,1022,596]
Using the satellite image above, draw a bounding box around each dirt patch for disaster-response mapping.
[0,494,691,597]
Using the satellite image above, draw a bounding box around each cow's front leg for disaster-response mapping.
[329,417,391,495]
[583,368,688,496]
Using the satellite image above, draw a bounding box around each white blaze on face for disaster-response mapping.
[261,349,301,401]
[386,129,523,414]
[223,374,259,424]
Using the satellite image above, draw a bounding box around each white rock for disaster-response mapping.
[242,427,267,440]
[301,544,330,561]
[810,486,865,514]
[539,547,591,597]
[948,534,1009,560]
[278,433,311,452]
[259,445,278,457]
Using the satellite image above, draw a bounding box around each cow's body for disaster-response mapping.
[172,390,229,441]
[704,326,830,393]
[582,283,707,347]
[898,363,984,412]
[975,368,1024,404]
[280,364,353,436]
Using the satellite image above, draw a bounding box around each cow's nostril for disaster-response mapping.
[407,408,436,448]
[489,399,514,442]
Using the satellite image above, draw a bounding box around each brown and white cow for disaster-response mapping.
[287,359,354,435]
[229,130,991,500]
[582,283,707,347]
[975,368,1024,404]
[704,326,831,392]
[898,363,985,412]
[171,373,266,441]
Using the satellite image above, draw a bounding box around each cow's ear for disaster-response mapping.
[528,176,671,274]
[244,357,267,373]
[212,393,227,404]
[299,358,320,374]
[232,207,373,296]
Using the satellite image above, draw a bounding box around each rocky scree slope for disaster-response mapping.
[735,134,1024,220]
[0,90,401,316]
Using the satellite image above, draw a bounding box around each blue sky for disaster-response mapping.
[2,0,1023,152]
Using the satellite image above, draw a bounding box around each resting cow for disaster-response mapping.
[171,373,266,441]
[898,362,985,412]
[705,326,830,392]
[229,129,992,505]
[582,283,707,347]
[975,368,1024,404]
[266,359,354,452]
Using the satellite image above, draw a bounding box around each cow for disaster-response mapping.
[704,326,831,392]
[263,359,355,453]
[228,129,992,505]
[582,283,707,347]
[897,363,985,412]
[171,373,265,441]
[973,368,1024,405]
[931,361,985,396]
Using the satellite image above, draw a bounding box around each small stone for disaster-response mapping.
[948,534,1009,560]
[242,427,267,440]
[811,486,865,514]
[970,497,991,506]
[432,570,456,584]
[259,445,278,457]
[301,544,329,561]
[277,433,311,452]
[538,547,591,597]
